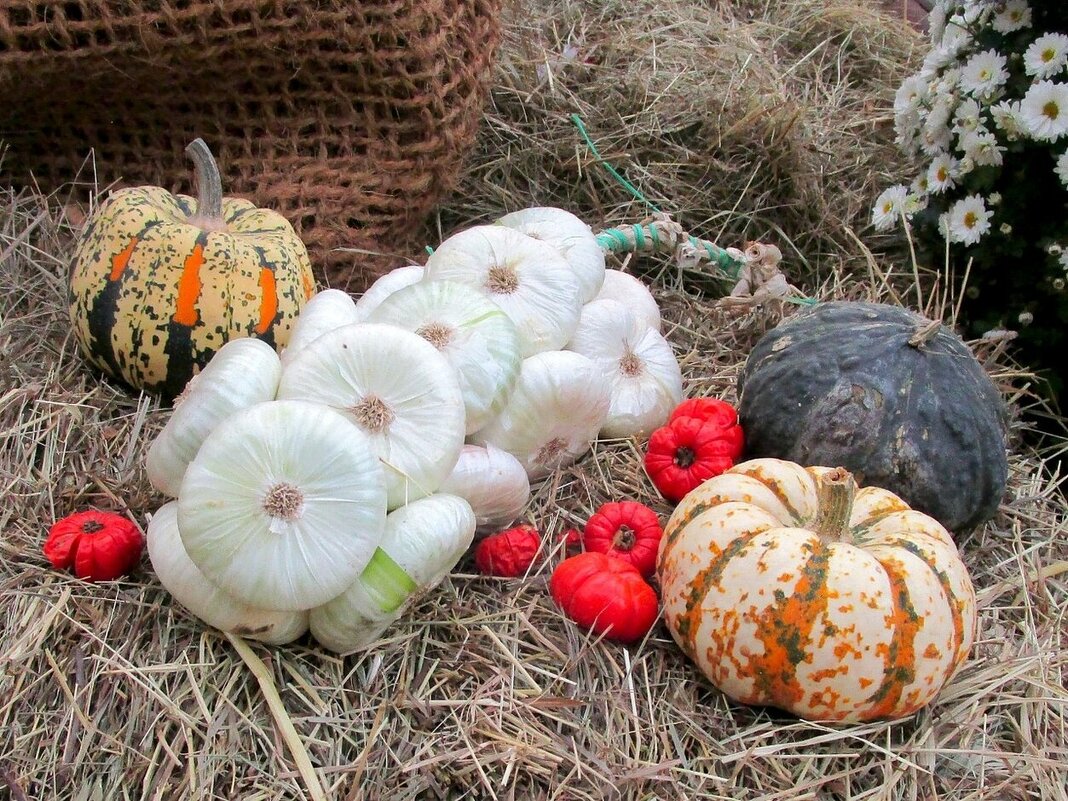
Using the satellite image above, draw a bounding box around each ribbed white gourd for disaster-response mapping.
[354,264,425,319]
[147,502,308,645]
[309,493,476,654]
[280,289,361,367]
[438,444,530,529]
[177,399,387,612]
[496,207,606,303]
[146,337,281,498]
[471,350,611,480]
[567,299,683,438]
[594,269,662,332]
[277,323,466,509]
[422,225,582,357]
[365,280,521,435]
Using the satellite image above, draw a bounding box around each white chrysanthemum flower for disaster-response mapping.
[922,98,956,155]
[905,191,929,214]
[933,67,963,98]
[1020,80,1068,141]
[1060,249,1068,272]
[929,3,947,43]
[992,0,1031,34]
[1024,34,1068,80]
[944,195,994,246]
[927,152,961,193]
[911,173,931,198]
[1056,151,1068,188]
[895,75,929,116]
[959,129,1005,167]
[922,45,964,78]
[940,19,973,57]
[958,1,991,25]
[871,185,909,232]
[960,49,1009,98]
[991,99,1025,139]
[895,122,924,158]
[952,98,984,135]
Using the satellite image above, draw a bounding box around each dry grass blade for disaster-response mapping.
[226,635,327,801]
[2,1,1067,799]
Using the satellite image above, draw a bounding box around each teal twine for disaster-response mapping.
[595,226,743,279]
[571,114,661,213]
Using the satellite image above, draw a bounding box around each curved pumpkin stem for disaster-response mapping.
[812,467,857,543]
[184,138,228,231]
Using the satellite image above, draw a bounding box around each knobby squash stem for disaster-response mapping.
[184,137,227,230]
[813,468,857,543]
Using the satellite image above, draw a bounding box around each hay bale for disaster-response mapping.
[433,0,923,295]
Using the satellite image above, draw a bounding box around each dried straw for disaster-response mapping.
[2,1,1066,799]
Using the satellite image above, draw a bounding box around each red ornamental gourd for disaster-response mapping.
[474,525,542,577]
[581,501,662,577]
[644,410,744,503]
[656,458,978,723]
[68,138,315,398]
[669,396,740,427]
[44,510,144,581]
[550,552,659,644]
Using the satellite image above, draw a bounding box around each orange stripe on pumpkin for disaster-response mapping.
[255,268,278,334]
[860,557,923,721]
[744,539,832,711]
[109,237,139,281]
[173,238,206,327]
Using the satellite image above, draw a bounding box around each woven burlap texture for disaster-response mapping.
[0,0,500,291]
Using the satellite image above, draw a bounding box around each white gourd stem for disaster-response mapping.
[185,138,227,230]
[812,468,857,543]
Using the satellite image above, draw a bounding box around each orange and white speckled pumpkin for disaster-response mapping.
[656,458,977,723]
[68,138,315,398]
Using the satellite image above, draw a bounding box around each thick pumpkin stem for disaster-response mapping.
[812,467,857,543]
[184,138,228,232]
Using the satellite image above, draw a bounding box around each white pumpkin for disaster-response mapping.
[422,225,583,357]
[277,323,466,509]
[354,264,425,319]
[147,502,308,645]
[470,350,611,480]
[567,298,682,438]
[438,443,530,530]
[496,207,606,303]
[365,279,521,434]
[309,493,476,653]
[177,399,388,611]
[146,337,281,498]
[281,288,361,367]
[594,269,661,332]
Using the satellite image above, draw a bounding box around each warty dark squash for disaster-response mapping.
[736,301,1008,534]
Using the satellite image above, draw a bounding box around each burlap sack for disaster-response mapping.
[0,0,500,291]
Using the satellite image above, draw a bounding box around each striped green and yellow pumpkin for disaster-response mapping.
[69,138,315,398]
[656,457,977,723]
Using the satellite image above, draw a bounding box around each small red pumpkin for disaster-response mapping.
[474,524,542,577]
[550,552,659,644]
[44,510,144,581]
[669,396,740,427]
[644,412,744,503]
[580,501,662,577]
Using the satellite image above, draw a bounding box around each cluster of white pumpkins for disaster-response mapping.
[143,207,683,654]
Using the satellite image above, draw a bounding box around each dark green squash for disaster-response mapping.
[737,301,1009,534]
